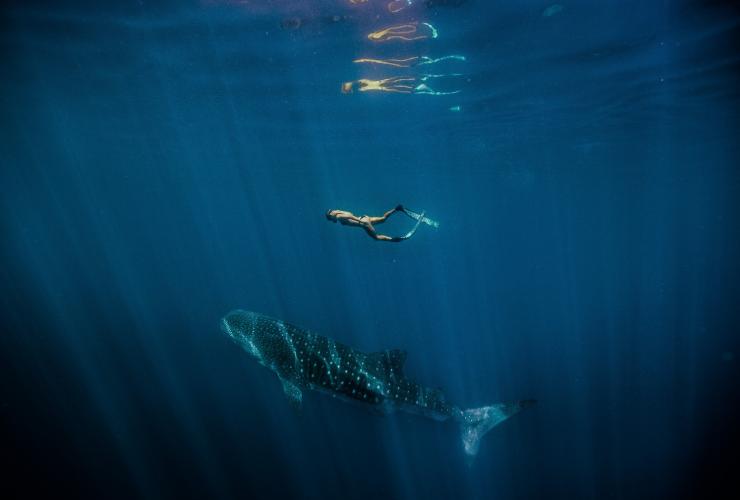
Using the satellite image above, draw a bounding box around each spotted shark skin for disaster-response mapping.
[221,310,534,458]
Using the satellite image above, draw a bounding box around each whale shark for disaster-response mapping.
[221,310,535,458]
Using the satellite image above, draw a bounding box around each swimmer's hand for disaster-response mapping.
[395,204,404,211]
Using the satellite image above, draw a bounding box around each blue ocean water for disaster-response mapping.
[1,1,738,498]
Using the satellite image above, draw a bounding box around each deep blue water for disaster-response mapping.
[1,1,739,499]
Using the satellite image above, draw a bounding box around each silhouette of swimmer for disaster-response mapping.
[353,55,465,68]
[341,75,461,95]
[326,205,424,242]
[342,77,416,94]
[367,21,438,42]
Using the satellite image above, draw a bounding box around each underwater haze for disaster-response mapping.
[1,1,739,499]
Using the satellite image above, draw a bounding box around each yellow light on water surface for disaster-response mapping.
[367,22,438,42]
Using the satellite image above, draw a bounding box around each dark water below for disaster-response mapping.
[1,1,738,499]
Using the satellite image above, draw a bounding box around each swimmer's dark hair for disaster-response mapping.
[326,209,336,222]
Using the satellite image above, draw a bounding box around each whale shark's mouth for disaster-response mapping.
[221,314,262,360]
[220,318,232,337]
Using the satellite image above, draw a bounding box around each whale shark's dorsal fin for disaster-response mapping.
[368,349,407,378]
[280,378,303,413]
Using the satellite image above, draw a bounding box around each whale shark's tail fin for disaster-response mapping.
[459,399,536,458]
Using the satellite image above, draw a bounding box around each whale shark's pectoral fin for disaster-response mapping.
[368,349,407,379]
[280,378,303,413]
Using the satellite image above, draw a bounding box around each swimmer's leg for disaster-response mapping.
[365,226,396,242]
[368,205,404,225]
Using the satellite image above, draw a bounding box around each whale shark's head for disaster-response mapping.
[221,310,292,370]
[221,310,265,361]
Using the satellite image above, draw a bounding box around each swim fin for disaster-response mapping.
[394,210,426,241]
[401,207,439,229]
